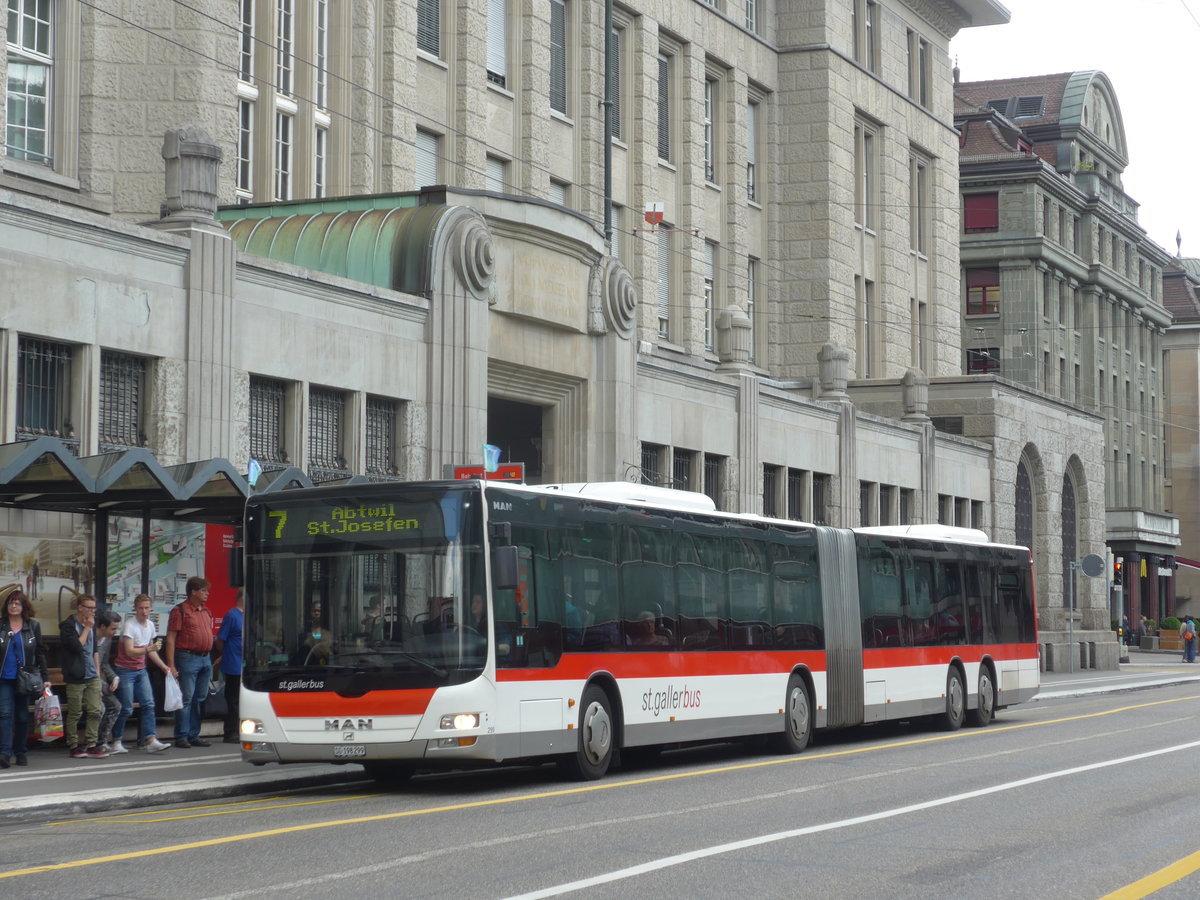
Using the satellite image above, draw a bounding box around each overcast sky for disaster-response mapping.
[950,0,1199,259]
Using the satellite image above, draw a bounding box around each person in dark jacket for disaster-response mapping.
[0,587,50,767]
[59,595,107,759]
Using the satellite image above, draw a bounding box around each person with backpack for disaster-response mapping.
[1181,616,1197,663]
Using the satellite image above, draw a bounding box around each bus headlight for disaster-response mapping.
[240,718,265,736]
[440,713,479,730]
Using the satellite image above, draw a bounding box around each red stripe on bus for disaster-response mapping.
[863,644,1039,668]
[495,650,827,681]
[269,689,436,718]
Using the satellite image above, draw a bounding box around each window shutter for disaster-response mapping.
[609,29,622,140]
[417,0,440,56]
[550,0,566,113]
[657,54,671,161]
[657,227,671,330]
[487,0,507,85]
[415,130,439,188]
[963,193,999,232]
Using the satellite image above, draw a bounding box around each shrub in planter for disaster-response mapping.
[1162,616,1182,632]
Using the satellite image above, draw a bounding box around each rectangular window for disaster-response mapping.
[365,397,399,480]
[966,347,999,374]
[610,204,622,260]
[486,0,508,87]
[240,0,255,81]
[548,179,567,206]
[672,448,694,490]
[249,376,288,464]
[415,128,439,188]
[854,121,877,229]
[99,351,146,450]
[274,112,292,200]
[640,442,664,485]
[704,241,716,351]
[899,488,913,525]
[857,276,876,376]
[308,387,347,482]
[864,1,878,72]
[276,0,294,96]
[963,193,999,232]
[746,100,758,202]
[859,481,875,526]
[549,0,567,115]
[966,268,1000,315]
[812,473,831,525]
[745,0,757,33]
[762,464,780,518]
[657,53,671,163]
[971,500,983,530]
[703,79,716,183]
[703,454,724,510]
[747,257,758,362]
[237,100,254,197]
[485,154,507,192]
[5,0,53,164]
[657,225,671,338]
[786,468,805,520]
[417,0,440,57]
[913,298,928,370]
[879,485,894,525]
[314,126,327,198]
[17,337,72,440]
[911,156,928,253]
[315,0,328,109]
[916,36,928,106]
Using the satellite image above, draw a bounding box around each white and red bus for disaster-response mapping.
[238,480,1039,781]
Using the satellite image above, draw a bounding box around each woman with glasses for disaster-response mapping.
[0,587,50,767]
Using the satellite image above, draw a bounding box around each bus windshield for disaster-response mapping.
[242,485,487,692]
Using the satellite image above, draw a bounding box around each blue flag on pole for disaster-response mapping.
[483,444,501,473]
[247,458,263,488]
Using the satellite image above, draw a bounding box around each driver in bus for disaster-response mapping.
[295,602,335,665]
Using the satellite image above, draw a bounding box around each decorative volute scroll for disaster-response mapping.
[818,342,850,399]
[449,215,497,300]
[161,126,223,222]
[598,256,636,338]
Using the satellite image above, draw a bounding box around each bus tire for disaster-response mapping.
[362,762,415,786]
[941,668,965,731]
[969,667,995,727]
[773,674,812,754]
[559,685,614,780]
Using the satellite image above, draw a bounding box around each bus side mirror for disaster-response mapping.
[491,546,518,591]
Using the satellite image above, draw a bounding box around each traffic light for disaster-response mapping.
[1113,560,1123,585]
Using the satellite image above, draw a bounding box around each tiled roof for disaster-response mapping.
[955,73,1075,127]
[1164,260,1200,320]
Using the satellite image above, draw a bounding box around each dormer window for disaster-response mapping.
[985,96,1045,119]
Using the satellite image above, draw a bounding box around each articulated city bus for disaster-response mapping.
[238,480,1039,782]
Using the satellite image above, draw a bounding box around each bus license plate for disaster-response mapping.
[333,745,366,759]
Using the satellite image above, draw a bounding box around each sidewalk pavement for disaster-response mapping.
[3,649,1199,822]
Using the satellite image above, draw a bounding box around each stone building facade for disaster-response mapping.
[2,1,1123,666]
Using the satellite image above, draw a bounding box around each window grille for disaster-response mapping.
[99,351,146,451]
[786,468,803,519]
[812,473,831,525]
[417,0,440,56]
[308,387,347,481]
[703,454,723,509]
[17,338,72,441]
[249,377,288,464]
[640,443,663,485]
[672,449,693,490]
[762,464,779,518]
[365,397,400,481]
[549,0,566,114]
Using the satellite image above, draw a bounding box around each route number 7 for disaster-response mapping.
[268,510,288,539]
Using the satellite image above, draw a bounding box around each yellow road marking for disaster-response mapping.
[3,693,1196,880]
[1098,846,1200,899]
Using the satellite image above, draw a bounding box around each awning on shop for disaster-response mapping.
[1175,556,1200,571]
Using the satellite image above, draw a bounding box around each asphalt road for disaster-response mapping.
[1,683,1197,899]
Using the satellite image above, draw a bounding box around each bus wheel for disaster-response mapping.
[559,685,614,780]
[941,668,965,731]
[362,762,415,786]
[969,667,995,727]
[773,675,812,754]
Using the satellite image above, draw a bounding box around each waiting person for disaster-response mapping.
[0,588,50,768]
[165,576,215,748]
[95,610,124,753]
[59,595,107,758]
[214,588,244,743]
[1182,616,1197,663]
[111,594,171,753]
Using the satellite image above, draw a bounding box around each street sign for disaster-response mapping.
[452,464,525,481]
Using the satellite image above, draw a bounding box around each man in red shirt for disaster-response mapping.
[165,577,214,748]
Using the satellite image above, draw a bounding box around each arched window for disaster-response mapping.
[1016,460,1033,552]
[1061,473,1077,609]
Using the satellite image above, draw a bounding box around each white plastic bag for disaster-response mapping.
[164,674,183,712]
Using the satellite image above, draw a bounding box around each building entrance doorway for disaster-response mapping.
[488,398,543,482]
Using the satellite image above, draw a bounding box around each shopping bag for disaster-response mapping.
[35,690,64,743]
[164,675,183,712]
